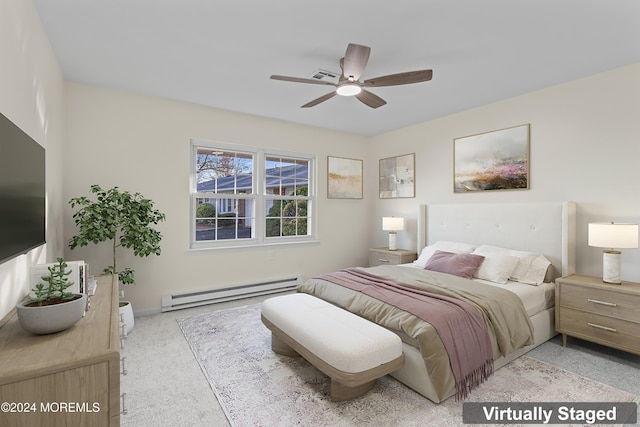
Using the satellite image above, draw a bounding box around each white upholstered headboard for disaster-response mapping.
[417,202,576,279]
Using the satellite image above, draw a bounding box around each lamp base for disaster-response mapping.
[388,232,398,251]
[602,250,621,284]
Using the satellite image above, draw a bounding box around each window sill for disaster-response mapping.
[187,239,320,254]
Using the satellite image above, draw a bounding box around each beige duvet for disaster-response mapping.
[297,265,534,401]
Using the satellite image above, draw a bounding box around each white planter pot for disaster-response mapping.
[16,294,87,335]
[119,301,135,335]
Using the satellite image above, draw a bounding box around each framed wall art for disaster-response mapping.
[379,153,415,199]
[327,156,363,199]
[454,124,530,193]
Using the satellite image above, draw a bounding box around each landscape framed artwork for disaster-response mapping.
[327,156,363,199]
[454,124,530,193]
[379,153,415,199]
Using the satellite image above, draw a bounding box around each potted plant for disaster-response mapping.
[68,185,166,333]
[16,258,87,335]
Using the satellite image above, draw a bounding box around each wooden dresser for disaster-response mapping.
[555,274,640,355]
[0,275,120,426]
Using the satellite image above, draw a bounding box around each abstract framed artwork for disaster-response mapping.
[454,124,530,193]
[379,153,415,199]
[327,156,363,199]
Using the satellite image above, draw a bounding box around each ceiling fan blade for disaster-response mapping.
[364,69,433,87]
[342,43,371,81]
[354,89,386,109]
[270,75,336,86]
[301,91,337,108]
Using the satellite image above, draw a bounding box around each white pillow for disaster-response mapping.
[471,248,519,284]
[509,252,552,285]
[473,245,552,285]
[414,241,476,268]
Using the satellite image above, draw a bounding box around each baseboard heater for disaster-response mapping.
[161,276,303,312]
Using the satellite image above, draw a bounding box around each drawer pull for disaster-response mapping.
[587,298,617,307]
[121,392,128,415]
[587,322,617,333]
[378,258,390,263]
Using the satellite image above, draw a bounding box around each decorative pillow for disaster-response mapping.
[424,250,485,279]
[414,241,477,268]
[471,249,519,284]
[509,252,552,285]
[472,245,552,285]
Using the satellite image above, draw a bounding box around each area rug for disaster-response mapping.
[178,304,638,427]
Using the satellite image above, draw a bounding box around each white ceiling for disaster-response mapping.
[33,0,640,136]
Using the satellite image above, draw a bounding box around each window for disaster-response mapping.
[191,140,315,249]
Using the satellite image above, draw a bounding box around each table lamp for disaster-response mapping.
[382,217,405,251]
[588,222,638,284]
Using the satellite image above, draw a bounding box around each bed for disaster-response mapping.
[297,202,576,403]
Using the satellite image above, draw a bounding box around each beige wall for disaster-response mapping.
[369,63,640,282]
[0,0,65,319]
[63,84,372,314]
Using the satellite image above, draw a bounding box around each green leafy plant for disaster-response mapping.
[30,258,75,306]
[68,185,166,285]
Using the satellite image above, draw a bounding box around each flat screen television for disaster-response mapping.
[0,111,46,264]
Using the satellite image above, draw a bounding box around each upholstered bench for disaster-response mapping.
[261,293,404,401]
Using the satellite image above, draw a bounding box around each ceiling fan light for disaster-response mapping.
[336,84,361,96]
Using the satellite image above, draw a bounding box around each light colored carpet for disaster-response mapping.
[178,303,639,427]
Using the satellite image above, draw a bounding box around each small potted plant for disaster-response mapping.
[68,185,166,333]
[16,258,87,335]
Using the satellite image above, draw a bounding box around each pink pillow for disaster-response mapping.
[424,250,485,279]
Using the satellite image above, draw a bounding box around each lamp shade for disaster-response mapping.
[588,222,639,249]
[382,217,405,231]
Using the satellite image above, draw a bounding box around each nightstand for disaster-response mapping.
[369,247,417,267]
[555,274,640,355]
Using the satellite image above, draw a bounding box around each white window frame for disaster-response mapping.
[190,139,317,251]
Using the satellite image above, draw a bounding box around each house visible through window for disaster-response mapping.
[191,140,315,249]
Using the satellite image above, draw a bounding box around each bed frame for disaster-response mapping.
[390,201,576,402]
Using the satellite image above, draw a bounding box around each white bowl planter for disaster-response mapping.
[16,294,87,335]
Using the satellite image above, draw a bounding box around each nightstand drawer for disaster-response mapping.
[369,248,417,267]
[558,307,640,354]
[559,283,640,323]
[369,253,400,266]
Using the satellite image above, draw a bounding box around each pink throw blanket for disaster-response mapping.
[318,268,493,400]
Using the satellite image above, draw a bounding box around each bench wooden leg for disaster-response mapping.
[271,332,300,357]
[331,379,375,402]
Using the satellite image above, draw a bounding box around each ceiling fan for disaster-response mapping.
[270,43,433,109]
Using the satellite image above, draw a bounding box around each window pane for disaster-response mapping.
[282,219,298,236]
[265,156,309,197]
[265,218,280,237]
[298,217,309,235]
[196,148,253,194]
[295,160,309,179]
[296,200,307,218]
[282,199,296,217]
[264,199,309,238]
[294,201,309,236]
[295,179,308,195]
[195,198,253,241]
[266,199,279,217]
